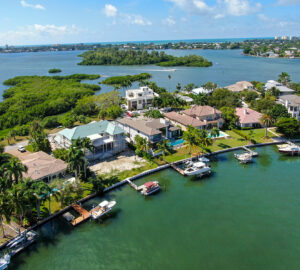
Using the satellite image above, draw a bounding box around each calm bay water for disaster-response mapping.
[1,49,300,101]
[10,146,300,270]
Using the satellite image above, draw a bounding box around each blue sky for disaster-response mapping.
[0,0,299,45]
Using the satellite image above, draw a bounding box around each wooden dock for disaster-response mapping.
[71,203,91,226]
[170,163,185,175]
[242,146,258,157]
[126,179,143,191]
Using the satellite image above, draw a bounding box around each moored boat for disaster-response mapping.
[234,153,253,164]
[140,181,161,196]
[277,143,300,155]
[0,255,10,270]
[184,161,211,177]
[7,231,38,257]
[90,200,116,220]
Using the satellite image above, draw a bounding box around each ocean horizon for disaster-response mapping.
[5,37,273,48]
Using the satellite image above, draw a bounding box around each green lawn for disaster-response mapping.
[163,129,274,163]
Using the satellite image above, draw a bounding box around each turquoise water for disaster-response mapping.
[10,146,300,270]
[1,49,300,101]
[208,130,229,138]
[169,138,185,147]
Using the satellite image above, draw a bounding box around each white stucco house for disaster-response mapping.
[126,86,158,110]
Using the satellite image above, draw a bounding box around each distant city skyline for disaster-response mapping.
[0,0,300,46]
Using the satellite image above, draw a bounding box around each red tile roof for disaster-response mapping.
[235,108,262,124]
[183,105,221,118]
[164,111,205,127]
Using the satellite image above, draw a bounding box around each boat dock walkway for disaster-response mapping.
[126,179,143,191]
[242,146,258,157]
[170,163,186,176]
[71,204,91,226]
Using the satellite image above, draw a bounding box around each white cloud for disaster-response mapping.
[166,0,213,14]
[276,0,300,5]
[103,4,118,17]
[166,0,261,17]
[103,4,152,26]
[20,0,45,10]
[257,13,271,21]
[0,24,82,45]
[224,0,261,16]
[123,14,152,26]
[162,16,176,26]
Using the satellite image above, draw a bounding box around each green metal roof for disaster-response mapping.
[59,120,124,141]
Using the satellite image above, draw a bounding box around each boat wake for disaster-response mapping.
[143,69,176,72]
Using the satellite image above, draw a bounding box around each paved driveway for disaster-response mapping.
[4,140,29,152]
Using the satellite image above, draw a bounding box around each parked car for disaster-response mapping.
[18,146,26,153]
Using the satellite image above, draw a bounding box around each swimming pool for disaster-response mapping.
[208,130,229,139]
[169,138,185,147]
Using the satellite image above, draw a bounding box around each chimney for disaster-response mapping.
[244,109,248,115]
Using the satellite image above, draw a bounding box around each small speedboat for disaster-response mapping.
[8,231,38,257]
[140,181,161,196]
[90,200,116,220]
[234,153,253,164]
[0,255,10,270]
[278,144,300,155]
[184,161,211,177]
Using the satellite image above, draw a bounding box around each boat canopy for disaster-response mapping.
[144,181,155,188]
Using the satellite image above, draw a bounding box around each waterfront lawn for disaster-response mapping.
[162,129,273,163]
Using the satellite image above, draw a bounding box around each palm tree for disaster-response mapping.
[0,188,13,238]
[9,180,34,226]
[31,181,51,220]
[183,126,198,154]
[197,129,212,153]
[210,127,220,144]
[134,135,148,152]
[260,114,275,137]
[68,145,85,178]
[157,140,171,160]
[2,157,28,185]
[168,74,171,91]
[46,187,60,215]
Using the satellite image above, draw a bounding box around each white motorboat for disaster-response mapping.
[198,156,210,163]
[278,143,300,154]
[0,255,10,270]
[90,200,116,220]
[234,153,253,164]
[140,181,161,196]
[184,161,211,176]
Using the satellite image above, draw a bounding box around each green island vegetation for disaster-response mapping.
[100,73,152,88]
[78,48,212,67]
[48,68,62,74]
[0,74,127,143]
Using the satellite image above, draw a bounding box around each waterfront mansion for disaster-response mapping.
[165,105,224,131]
[125,86,158,110]
[54,120,126,160]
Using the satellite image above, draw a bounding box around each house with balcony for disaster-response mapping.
[182,105,224,129]
[54,120,126,160]
[278,95,300,120]
[126,86,158,110]
[265,80,295,96]
[117,117,180,144]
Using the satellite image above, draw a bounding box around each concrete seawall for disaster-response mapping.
[1,139,299,250]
